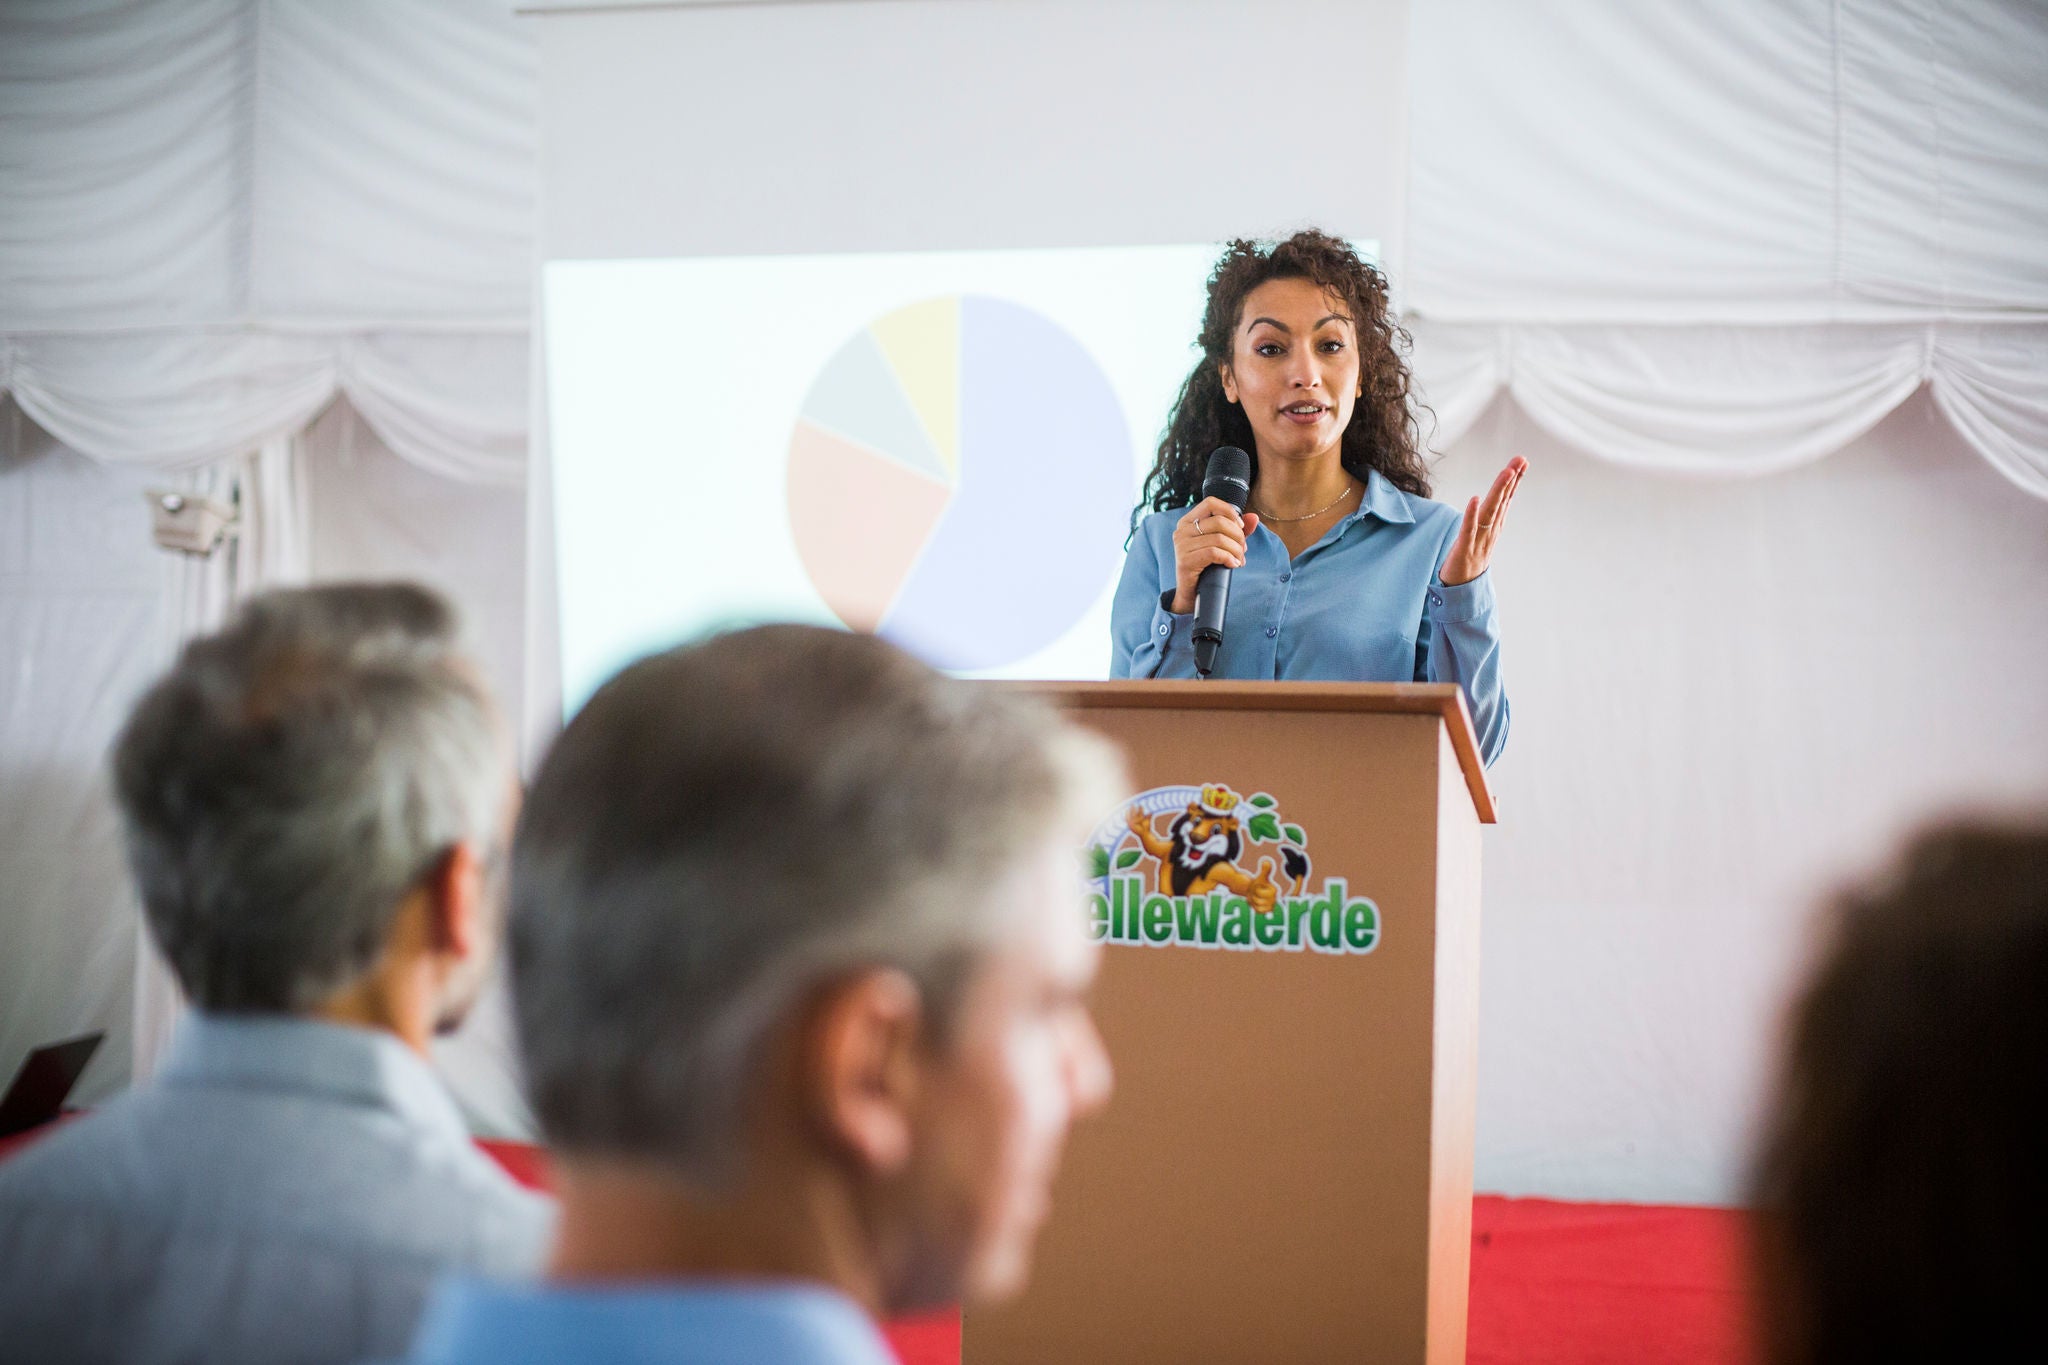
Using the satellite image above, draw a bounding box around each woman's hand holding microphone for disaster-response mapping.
[1170,498,1262,615]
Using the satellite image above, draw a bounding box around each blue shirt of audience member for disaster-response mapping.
[393,1280,896,1365]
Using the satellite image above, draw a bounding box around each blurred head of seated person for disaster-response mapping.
[0,583,551,1365]
[395,625,1122,1365]
[1749,817,2048,1364]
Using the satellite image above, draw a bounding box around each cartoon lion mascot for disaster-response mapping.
[1125,784,1279,914]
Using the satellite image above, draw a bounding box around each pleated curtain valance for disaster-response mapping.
[4,0,2044,496]
[0,331,527,487]
[1404,0,2048,499]
[1407,320,2048,499]
[0,0,534,485]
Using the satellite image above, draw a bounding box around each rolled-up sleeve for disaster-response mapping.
[1109,519,1194,678]
[1416,567,1510,766]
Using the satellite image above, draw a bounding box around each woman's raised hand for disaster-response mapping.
[1439,456,1526,588]
[1170,497,1262,614]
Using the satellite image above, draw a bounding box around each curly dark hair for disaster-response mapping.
[1133,230,1431,535]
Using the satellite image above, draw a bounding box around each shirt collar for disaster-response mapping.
[160,1012,472,1148]
[1351,468,1417,525]
[407,1279,900,1365]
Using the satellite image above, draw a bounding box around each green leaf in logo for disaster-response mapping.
[1087,846,1111,879]
[1115,848,1142,869]
[1248,793,1277,809]
[1283,824,1305,845]
[1248,812,1281,843]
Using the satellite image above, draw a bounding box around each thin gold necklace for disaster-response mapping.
[1254,480,1360,523]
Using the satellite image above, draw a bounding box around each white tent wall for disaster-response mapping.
[1397,0,2048,1198]
[0,0,536,333]
[1408,0,2048,323]
[1402,1,2048,494]
[0,395,534,1132]
[0,398,164,1107]
[0,0,538,1111]
[1431,388,2048,1202]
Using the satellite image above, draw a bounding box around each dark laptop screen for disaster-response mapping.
[0,1032,105,1138]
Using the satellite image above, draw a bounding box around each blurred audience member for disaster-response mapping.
[1750,818,2048,1363]
[395,625,1120,1365]
[0,585,550,1365]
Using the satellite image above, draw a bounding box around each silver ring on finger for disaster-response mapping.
[1197,516,1206,534]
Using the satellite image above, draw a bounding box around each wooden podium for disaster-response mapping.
[967,681,1496,1365]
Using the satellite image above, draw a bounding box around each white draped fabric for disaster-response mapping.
[0,0,535,332]
[0,0,534,483]
[0,332,528,487]
[1408,320,2048,498]
[0,1,535,1094]
[1408,0,2048,322]
[1405,0,2048,499]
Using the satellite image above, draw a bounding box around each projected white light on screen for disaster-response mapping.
[543,241,1371,714]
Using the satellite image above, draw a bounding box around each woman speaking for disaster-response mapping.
[1109,231,1521,766]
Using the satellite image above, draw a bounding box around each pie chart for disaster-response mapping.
[786,295,1134,671]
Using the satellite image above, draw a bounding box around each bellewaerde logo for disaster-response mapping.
[1083,783,1379,954]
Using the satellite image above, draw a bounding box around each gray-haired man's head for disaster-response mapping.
[112,582,509,1020]
[511,625,1122,1305]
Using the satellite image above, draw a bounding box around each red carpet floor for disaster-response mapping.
[0,1126,1752,1362]
[476,1141,1752,1365]
[1465,1195,1749,1365]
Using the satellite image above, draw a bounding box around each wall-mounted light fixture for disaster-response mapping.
[144,489,238,556]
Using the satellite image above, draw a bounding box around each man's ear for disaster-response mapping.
[422,841,483,961]
[803,969,925,1177]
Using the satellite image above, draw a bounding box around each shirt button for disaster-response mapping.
[1158,623,1169,636]
[1429,593,1443,607]
[1279,572,1291,583]
[1265,627,1278,638]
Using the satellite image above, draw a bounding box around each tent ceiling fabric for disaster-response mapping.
[0,0,534,483]
[1407,0,2048,322]
[0,0,2042,492]
[1405,0,2048,499]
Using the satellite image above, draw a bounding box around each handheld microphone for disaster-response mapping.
[1191,445,1251,678]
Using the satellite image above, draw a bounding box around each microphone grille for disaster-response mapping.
[1202,445,1253,510]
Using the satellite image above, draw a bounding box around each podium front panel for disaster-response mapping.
[965,695,1480,1365]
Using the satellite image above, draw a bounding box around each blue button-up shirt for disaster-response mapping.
[1110,468,1510,765]
[0,1014,552,1365]
[396,1279,899,1365]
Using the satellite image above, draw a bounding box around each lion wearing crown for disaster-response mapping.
[1124,785,1279,914]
